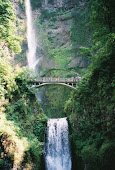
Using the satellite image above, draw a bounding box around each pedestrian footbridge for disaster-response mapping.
[30,77,81,90]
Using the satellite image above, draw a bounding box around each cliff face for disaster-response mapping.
[13,0,91,119]
[15,0,90,77]
[40,0,78,9]
[13,0,27,67]
[34,0,90,76]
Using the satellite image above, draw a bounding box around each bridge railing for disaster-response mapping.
[33,77,81,83]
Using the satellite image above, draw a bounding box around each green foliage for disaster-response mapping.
[20,0,25,10]
[0,1,47,169]
[30,0,42,9]
[65,0,115,169]
[0,159,3,167]
[70,4,91,46]
[0,0,114,169]
[81,144,99,169]
[27,138,43,169]
[48,46,74,67]
[99,141,115,169]
[33,114,47,141]
[37,23,53,52]
[79,46,91,59]
[39,85,71,118]
[40,9,57,23]
[0,57,47,169]
[48,0,54,4]
[0,0,22,54]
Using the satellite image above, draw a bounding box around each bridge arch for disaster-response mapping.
[29,77,81,91]
[32,82,77,91]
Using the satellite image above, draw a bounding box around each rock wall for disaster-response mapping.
[42,0,77,9]
[32,0,90,76]
[14,0,90,77]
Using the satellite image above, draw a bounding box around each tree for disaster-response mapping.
[0,0,22,55]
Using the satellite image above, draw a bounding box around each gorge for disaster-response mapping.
[0,0,114,170]
[25,1,72,168]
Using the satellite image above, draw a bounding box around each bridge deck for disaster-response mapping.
[33,77,81,83]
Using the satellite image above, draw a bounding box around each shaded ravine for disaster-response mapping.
[44,118,72,170]
[25,1,72,169]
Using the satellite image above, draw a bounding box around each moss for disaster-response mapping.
[40,9,57,24]
[30,0,42,9]
[48,46,74,67]
[0,159,3,167]
[0,59,47,169]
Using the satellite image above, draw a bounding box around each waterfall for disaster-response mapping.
[25,0,38,71]
[45,118,72,170]
[45,0,48,7]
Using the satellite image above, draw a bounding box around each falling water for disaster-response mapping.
[44,0,48,7]
[25,0,38,70]
[45,118,72,170]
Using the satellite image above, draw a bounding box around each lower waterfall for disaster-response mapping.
[44,118,72,170]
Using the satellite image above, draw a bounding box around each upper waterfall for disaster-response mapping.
[44,118,72,170]
[25,0,38,71]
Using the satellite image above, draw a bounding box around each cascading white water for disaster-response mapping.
[44,0,48,7]
[45,118,72,170]
[25,0,38,70]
